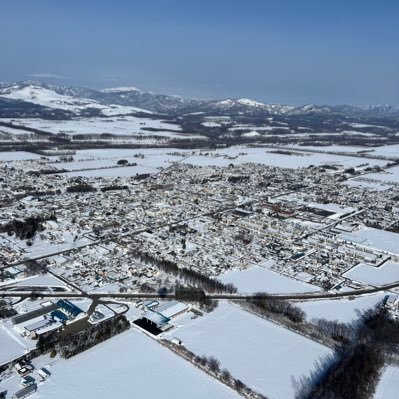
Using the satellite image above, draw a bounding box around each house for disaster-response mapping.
[15,363,33,377]
[20,375,35,388]
[38,367,51,381]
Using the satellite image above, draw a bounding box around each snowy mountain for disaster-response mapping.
[0,80,398,122]
[100,87,140,93]
[0,81,195,114]
[0,82,152,117]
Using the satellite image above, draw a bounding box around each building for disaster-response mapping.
[20,375,35,388]
[142,311,171,332]
[24,318,62,339]
[57,299,83,318]
[155,301,189,319]
[143,300,159,311]
[50,309,70,323]
[38,367,51,381]
[12,384,37,399]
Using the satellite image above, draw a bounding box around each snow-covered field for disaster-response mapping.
[0,321,36,365]
[370,144,399,158]
[60,164,157,178]
[1,274,68,289]
[339,227,399,255]
[0,125,37,136]
[3,116,191,138]
[72,147,190,161]
[53,148,189,175]
[30,328,239,399]
[0,151,42,161]
[167,302,332,399]
[0,230,92,259]
[218,265,319,294]
[183,147,387,170]
[365,166,399,184]
[374,365,399,399]
[343,261,399,286]
[289,144,374,154]
[299,293,386,324]
[345,179,390,191]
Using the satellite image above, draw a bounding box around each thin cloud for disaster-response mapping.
[102,76,120,83]
[28,73,68,80]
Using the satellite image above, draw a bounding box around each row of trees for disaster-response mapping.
[244,293,305,323]
[163,340,267,399]
[100,185,128,192]
[130,250,237,293]
[66,184,97,193]
[37,315,130,359]
[174,285,217,311]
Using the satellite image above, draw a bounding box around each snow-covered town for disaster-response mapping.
[2,1,399,398]
[1,142,399,398]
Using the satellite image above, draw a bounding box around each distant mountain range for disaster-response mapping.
[1,80,398,118]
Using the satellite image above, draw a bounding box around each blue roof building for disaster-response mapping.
[57,299,82,318]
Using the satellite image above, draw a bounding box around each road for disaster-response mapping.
[1,278,397,301]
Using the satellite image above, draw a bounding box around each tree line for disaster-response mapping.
[37,315,130,359]
[297,307,399,399]
[244,293,305,323]
[130,250,237,293]
[174,284,217,311]
[66,184,97,193]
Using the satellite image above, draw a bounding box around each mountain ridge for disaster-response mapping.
[0,80,398,119]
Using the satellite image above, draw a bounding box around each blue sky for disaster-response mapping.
[1,0,398,105]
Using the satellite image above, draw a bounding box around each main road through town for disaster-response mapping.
[1,278,398,302]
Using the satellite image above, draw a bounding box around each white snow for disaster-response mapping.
[345,179,390,191]
[375,366,399,399]
[339,227,399,255]
[0,85,152,115]
[365,166,399,184]
[167,302,332,399]
[1,274,67,289]
[236,98,266,107]
[371,144,399,158]
[299,293,386,324]
[289,144,373,154]
[3,116,188,137]
[182,146,387,170]
[0,151,42,161]
[33,328,239,399]
[100,86,140,93]
[242,130,261,137]
[201,121,221,127]
[343,261,399,286]
[54,148,190,177]
[0,321,36,365]
[218,265,319,294]
[347,123,389,129]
